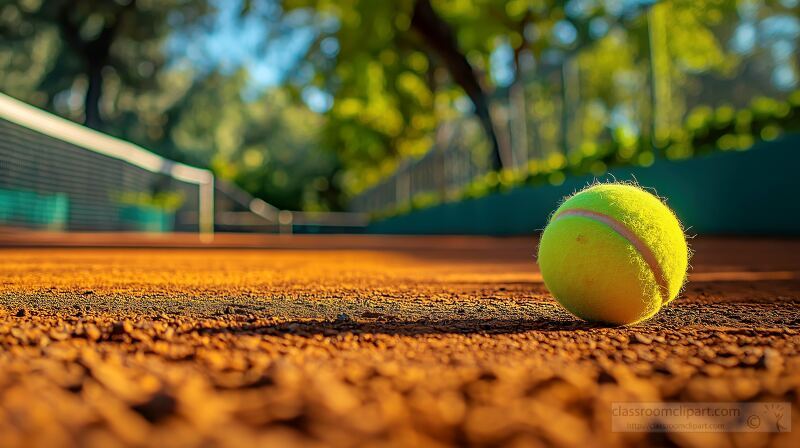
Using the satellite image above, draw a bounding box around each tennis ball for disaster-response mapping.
[537,183,689,325]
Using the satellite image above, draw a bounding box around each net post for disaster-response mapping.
[199,174,214,242]
[278,210,293,235]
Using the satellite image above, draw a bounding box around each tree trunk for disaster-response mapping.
[56,0,135,130]
[410,0,507,171]
[84,62,104,130]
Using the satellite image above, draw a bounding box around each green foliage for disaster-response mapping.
[0,0,214,129]
[168,70,339,210]
[114,191,186,212]
[283,0,439,196]
[283,0,659,198]
[372,91,800,220]
[365,0,800,220]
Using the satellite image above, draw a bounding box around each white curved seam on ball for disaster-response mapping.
[552,209,669,304]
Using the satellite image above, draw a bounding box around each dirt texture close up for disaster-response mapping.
[0,236,799,448]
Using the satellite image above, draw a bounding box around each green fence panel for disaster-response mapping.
[0,188,69,230]
[118,205,176,232]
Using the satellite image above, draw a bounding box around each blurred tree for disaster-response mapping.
[168,69,339,210]
[281,0,510,188]
[280,0,664,195]
[0,0,213,130]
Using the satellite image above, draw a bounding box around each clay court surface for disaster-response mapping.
[0,235,798,447]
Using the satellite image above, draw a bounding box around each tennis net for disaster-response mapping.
[0,92,214,234]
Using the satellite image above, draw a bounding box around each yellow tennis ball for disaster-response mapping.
[537,183,689,325]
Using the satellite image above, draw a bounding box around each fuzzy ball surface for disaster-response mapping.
[537,183,689,325]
